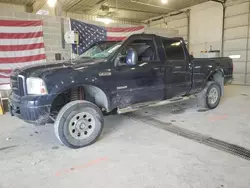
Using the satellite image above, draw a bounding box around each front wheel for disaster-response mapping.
[54,100,104,149]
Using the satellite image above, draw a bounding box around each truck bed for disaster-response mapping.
[193,57,233,84]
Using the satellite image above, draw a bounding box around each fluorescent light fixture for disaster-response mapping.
[47,0,57,7]
[36,9,49,15]
[229,55,241,59]
[96,17,113,25]
[161,0,168,4]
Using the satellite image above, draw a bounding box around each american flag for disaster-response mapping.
[0,20,46,85]
[70,19,144,55]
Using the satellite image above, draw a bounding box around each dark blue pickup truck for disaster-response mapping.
[9,34,233,148]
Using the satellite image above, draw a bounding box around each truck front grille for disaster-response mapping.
[10,74,25,96]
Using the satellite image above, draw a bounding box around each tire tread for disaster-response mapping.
[54,100,103,148]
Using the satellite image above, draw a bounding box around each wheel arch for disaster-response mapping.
[82,85,110,111]
[50,84,111,117]
[207,69,224,96]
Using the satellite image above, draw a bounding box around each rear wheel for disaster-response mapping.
[54,100,104,149]
[205,81,221,109]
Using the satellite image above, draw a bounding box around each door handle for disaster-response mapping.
[153,67,164,72]
[174,66,182,69]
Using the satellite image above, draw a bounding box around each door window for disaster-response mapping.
[163,39,185,60]
[121,39,158,63]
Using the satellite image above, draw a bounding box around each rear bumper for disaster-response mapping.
[9,93,52,125]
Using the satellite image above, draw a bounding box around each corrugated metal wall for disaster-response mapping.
[224,0,250,85]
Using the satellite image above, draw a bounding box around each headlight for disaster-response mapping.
[26,77,48,95]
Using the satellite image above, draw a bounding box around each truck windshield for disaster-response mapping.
[78,42,121,59]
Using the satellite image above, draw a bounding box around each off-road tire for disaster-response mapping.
[54,100,104,149]
[198,81,221,109]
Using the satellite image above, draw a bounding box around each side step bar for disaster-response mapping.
[117,95,195,114]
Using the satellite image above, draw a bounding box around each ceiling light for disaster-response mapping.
[161,0,168,4]
[47,0,57,7]
[96,17,113,25]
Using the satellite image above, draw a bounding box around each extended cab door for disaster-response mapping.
[162,39,192,98]
[112,36,165,108]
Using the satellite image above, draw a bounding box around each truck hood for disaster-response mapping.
[16,58,105,78]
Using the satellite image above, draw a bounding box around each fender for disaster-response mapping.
[50,83,111,112]
[203,68,225,95]
[206,68,224,81]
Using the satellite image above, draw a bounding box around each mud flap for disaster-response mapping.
[196,81,213,108]
[9,104,14,116]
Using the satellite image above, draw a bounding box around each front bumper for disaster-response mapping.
[9,92,52,125]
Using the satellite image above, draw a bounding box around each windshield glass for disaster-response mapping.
[79,42,121,59]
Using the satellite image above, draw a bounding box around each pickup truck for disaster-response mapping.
[9,34,233,148]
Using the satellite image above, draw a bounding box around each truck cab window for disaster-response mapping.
[163,39,185,60]
[122,39,157,63]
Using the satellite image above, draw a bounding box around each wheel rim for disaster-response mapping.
[68,112,96,140]
[208,87,219,105]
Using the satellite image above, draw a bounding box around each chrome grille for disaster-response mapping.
[10,74,25,96]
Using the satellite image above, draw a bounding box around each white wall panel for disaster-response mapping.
[148,13,187,39]
[189,41,222,55]
[247,62,250,73]
[224,0,250,85]
[225,2,249,17]
[247,38,250,49]
[247,74,250,85]
[224,26,248,40]
[247,51,250,61]
[149,19,164,27]
[232,74,246,84]
[182,36,188,40]
[168,18,187,28]
[225,14,248,29]
[0,2,25,12]
[190,1,222,57]
[226,0,249,7]
[144,27,178,37]
[232,62,246,73]
[177,26,188,36]
[224,50,247,62]
[150,24,162,28]
[224,39,247,51]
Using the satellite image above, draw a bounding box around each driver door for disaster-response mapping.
[112,36,165,108]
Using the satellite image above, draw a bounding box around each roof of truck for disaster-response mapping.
[130,33,184,40]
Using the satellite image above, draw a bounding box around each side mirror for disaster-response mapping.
[190,55,194,60]
[126,48,138,66]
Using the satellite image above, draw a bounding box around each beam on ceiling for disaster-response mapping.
[107,6,166,15]
[210,0,225,4]
[25,0,36,13]
[32,0,47,13]
[71,6,163,16]
[65,0,88,12]
[86,0,106,14]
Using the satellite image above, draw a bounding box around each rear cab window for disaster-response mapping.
[162,39,185,60]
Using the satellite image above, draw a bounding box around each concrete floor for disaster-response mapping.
[1,85,250,188]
